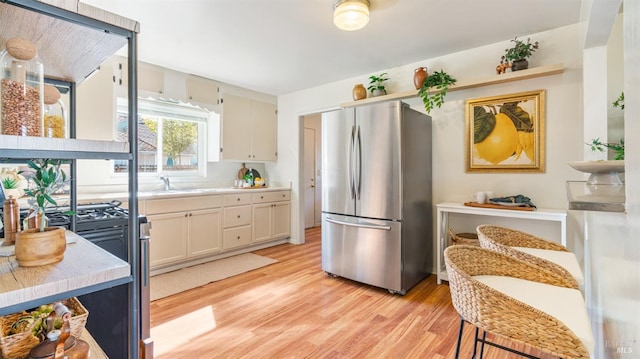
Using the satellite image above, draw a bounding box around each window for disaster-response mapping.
[114,98,207,176]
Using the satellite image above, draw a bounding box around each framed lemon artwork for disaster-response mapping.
[465,89,545,173]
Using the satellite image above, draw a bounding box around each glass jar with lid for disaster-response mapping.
[43,84,67,138]
[0,37,44,136]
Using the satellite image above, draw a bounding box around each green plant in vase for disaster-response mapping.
[23,159,73,231]
[503,37,539,71]
[367,73,389,96]
[1,177,18,191]
[418,69,457,114]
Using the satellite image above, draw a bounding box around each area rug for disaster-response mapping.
[150,253,277,301]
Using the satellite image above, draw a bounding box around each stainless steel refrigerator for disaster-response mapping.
[321,101,432,295]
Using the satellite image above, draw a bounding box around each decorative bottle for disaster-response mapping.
[2,195,20,245]
[413,67,428,90]
[0,38,44,136]
[43,84,67,138]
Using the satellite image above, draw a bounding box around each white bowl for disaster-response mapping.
[568,160,624,185]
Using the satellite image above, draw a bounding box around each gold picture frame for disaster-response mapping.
[465,90,545,173]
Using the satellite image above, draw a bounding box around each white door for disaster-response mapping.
[304,127,316,228]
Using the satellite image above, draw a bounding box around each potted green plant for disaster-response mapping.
[15,159,72,267]
[503,37,539,71]
[1,177,21,199]
[418,69,457,114]
[367,73,389,96]
[23,159,71,231]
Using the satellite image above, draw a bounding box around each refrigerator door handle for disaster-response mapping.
[355,125,362,200]
[325,217,392,231]
[349,125,356,199]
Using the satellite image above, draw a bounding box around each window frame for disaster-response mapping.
[114,97,208,178]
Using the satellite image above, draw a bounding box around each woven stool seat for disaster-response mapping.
[476,225,584,288]
[444,245,593,358]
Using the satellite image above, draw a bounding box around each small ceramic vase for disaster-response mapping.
[352,84,366,101]
[413,67,428,89]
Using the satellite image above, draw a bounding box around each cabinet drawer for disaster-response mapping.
[223,193,252,206]
[145,195,222,215]
[224,206,251,227]
[252,191,291,204]
[223,226,252,250]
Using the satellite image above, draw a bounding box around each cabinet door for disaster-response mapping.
[220,94,252,160]
[252,203,273,243]
[148,212,188,268]
[272,201,291,239]
[138,63,165,95]
[186,78,218,105]
[251,100,277,161]
[188,208,223,258]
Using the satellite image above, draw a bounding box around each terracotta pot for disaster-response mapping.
[511,59,529,71]
[352,84,366,101]
[413,67,428,89]
[15,227,66,267]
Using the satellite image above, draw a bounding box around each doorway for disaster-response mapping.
[303,114,322,229]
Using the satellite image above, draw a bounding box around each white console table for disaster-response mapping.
[436,202,567,284]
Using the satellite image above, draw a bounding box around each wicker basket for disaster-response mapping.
[448,228,480,246]
[0,297,88,359]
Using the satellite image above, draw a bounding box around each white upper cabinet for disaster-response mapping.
[115,58,219,107]
[218,93,277,162]
[187,77,219,106]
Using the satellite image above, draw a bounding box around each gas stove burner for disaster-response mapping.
[76,200,123,212]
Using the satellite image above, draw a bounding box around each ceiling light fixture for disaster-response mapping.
[333,0,370,31]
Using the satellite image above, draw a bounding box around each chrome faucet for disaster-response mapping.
[160,175,170,191]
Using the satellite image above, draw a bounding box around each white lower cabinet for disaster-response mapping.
[146,195,223,269]
[188,208,224,257]
[147,212,189,267]
[252,191,291,243]
[222,193,252,250]
[146,190,291,272]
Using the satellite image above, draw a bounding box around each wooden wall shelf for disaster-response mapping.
[341,63,565,108]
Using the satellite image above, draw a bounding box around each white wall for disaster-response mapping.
[272,23,585,248]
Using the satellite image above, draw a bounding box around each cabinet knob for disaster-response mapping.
[189,213,192,217]
[260,196,264,199]
[184,213,188,217]
[237,236,240,240]
[237,215,241,218]
[237,198,240,201]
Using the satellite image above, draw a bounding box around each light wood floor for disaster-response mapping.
[150,227,555,358]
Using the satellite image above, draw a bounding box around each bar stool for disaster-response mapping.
[444,245,593,358]
[476,224,584,288]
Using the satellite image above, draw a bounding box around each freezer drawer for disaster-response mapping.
[321,213,403,293]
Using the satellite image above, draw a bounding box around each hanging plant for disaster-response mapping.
[418,69,457,114]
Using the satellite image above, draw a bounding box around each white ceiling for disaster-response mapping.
[82,0,583,96]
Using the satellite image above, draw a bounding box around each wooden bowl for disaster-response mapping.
[15,227,66,267]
